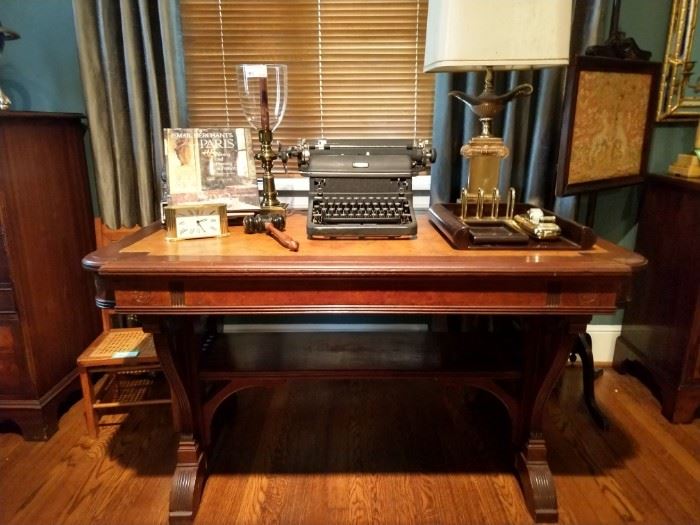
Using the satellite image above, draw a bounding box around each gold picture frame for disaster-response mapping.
[556,56,661,196]
[657,0,700,120]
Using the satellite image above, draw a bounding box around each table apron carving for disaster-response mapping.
[100,276,623,315]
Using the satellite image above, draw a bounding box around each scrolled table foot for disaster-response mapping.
[168,438,207,525]
[514,436,558,524]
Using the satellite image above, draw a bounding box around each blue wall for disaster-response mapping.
[0,0,97,213]
[0,0,85,113]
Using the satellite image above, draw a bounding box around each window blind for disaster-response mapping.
[180,0,434,151]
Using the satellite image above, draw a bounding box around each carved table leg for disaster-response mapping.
[515,433,557,523]
[169,437,207,525]
[513,316,588,524]
[573,332,609,430]
[143,316,206,525]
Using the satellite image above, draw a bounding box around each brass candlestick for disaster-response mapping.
[256,127,286,212]
[237,64,288,214]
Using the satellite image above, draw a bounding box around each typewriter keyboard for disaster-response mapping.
[311,195,413,225]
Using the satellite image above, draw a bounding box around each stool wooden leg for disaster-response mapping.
[78,367,99,438]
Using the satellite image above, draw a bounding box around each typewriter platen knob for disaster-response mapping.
[411,139,436,168]
[300,142,311,165]
[421,139,437,165]
[276,141,290,174]
[282,139,311,170]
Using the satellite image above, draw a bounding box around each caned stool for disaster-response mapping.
[77,327,178,437]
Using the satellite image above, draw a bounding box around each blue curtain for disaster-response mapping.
[429,0,609,219]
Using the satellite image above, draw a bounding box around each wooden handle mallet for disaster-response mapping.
[243,214,299,251]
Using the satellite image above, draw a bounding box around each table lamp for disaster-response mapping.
[423,0,572,219]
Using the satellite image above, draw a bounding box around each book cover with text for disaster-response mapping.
[164,127,260,214]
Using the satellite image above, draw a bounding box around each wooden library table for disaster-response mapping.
[82,213,645,524]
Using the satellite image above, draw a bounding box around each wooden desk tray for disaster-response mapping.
[429,202,596,250]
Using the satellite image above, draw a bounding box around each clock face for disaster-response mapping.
[175,214,222,239]
[164,203,228,240]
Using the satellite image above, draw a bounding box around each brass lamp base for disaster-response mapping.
[460,135,509,194]
[449,66,532,219]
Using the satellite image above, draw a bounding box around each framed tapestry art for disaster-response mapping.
[556,56,661,196]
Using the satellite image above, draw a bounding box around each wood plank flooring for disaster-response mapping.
[1,367,698,525]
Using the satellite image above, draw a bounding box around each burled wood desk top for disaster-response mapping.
[84,213,644,277]
[82,214,645,316]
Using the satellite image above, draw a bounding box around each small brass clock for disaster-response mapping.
[164,203,229,240]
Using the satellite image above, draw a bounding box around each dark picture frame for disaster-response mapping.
[556,56,661,196]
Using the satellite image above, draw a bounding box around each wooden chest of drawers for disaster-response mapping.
[0,112,101,439]
[614,174,700,423]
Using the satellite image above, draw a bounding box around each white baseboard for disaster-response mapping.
[586,324,621,365]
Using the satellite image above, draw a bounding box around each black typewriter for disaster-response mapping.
[292,139,434,238]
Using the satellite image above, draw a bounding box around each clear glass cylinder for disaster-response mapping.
[236,64,288,132]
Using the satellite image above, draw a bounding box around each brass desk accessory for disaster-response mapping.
[428,202,590,250]
[456,185,561,245]
[236,64,288,213]
[460,184,516,222]
[164,203,229,241]
[513,208,562,240]
[0,21,20,111]
[667,99,700,178]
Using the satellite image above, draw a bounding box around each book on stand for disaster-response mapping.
[163,127,260,216]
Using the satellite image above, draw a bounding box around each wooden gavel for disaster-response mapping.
[243,213,299,252]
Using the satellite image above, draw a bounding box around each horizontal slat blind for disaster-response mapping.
[180,0,434,149]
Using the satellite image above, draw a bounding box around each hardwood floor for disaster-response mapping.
[0,367,698,525]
